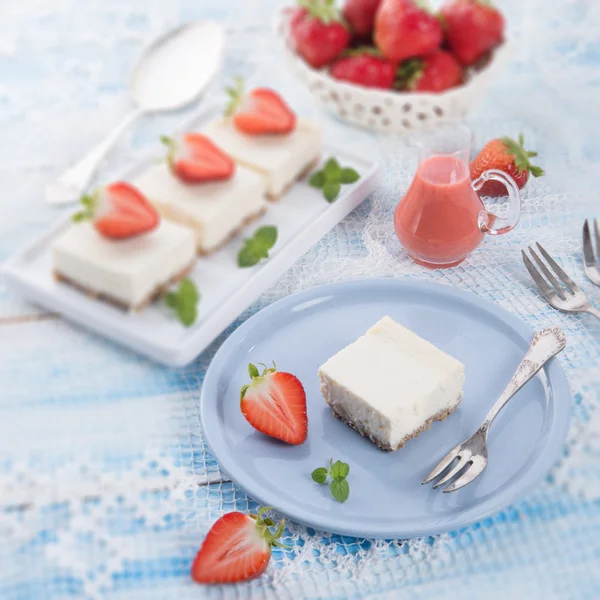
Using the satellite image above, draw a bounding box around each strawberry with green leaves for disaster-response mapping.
[225,77,296,136]
[397,50,464,92]
[470,134,544,197]
[160,133,235,183]
[240,363,308,445]
[292,0,351,69]
[73,182,159,240]
[191,508,286,584]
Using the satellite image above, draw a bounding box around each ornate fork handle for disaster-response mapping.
[480,328,567,434]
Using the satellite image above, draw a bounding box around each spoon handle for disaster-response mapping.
[45,109,142,205]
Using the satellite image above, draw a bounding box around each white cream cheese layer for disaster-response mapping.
[204,118,322,198]
[318,316,465,449]
[52,220,196,308]
[134,163,267,253]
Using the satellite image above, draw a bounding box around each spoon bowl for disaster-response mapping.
[46,20,226,205]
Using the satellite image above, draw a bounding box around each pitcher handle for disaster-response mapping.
[472,169,521,236]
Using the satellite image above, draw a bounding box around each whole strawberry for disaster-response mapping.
[343,0,382,38]
[191,508,286,584]
[374,0,443,62]
[440,0,504,66]
[240,363,308,445]
[293,0,351,68]
[398,50,463,92]
[470,134,544,197]
[329,50,397,89]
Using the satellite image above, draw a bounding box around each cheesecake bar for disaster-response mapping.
[204,118,321,200]
[318,316,465,451]
[134,162,267,254]
[52,220,196,311]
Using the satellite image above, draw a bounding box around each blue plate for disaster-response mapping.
[201,279,571,539]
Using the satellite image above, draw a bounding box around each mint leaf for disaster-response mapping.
[330,478,349,503]
[248,363,259,379]
[330,460,349,479]
[309,171,326,188]
[237,226,278,268]
[323,158,341,180]
[164,278,200,327]
[340,168,360,184]
[323,181,341,203]
[254,226,278,247]
[311,467,328,484]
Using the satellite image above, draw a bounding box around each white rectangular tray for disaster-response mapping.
[2,111,379,367]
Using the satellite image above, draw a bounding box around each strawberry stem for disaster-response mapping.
[72,190,99,223]
[224,76,245,117]
[300,0,344,25]
[501,134,545,178]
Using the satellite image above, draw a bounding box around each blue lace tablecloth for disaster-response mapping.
[1,1,599,598]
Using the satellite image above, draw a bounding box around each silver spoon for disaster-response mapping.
[46,20,226,205]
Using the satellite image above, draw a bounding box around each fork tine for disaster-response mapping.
[442,456,487,493]
[432,451,471,489]
[528,246,567,300]
[594,219,600,260]
[422,445,460,485]
[583,220,596,268]
[522,250,560,304]
[536,243,582,293]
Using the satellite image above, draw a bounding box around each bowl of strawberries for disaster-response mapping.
[276,0,511,132]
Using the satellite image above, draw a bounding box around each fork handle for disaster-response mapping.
[480,327,567,435]
[585,306,600,321]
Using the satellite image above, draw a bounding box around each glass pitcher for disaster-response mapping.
[394,124,521,269]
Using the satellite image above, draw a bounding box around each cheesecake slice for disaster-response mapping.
[134,162,267,255]
[204,118,321,200]
[318,316,465,451]
[52,220,196,311]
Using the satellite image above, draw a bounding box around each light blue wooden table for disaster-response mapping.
[1,1,599,598]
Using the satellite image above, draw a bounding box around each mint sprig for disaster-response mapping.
[309,158,360,203]
[72,191,99,223]
[165,278,199,327]
[311,458,350,503]
[237,226,278,268]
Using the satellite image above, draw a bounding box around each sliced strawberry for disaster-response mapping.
[73,182,159,240]
[240,363,308,445]
[191,508,286,584]
[161,133,235,183]
[226,79,296,135]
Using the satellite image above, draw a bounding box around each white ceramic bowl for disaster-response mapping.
[275,7,512,133]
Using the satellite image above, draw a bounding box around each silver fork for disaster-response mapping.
[522,242,600,320]
[422,327,566,493]
[583,219,600,287]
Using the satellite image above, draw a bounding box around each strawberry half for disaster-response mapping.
[240,363,308,445]
[397,50,464,92]
[470,134,544,197]
[72,182,159,240]
[225,78,296,136]
[161,133,235,183]
[191,508,286,584]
